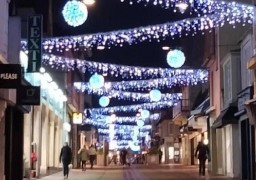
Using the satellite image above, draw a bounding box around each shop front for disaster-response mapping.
[188,98,210,165]
[235,86,255,180]
[212,104,240,177]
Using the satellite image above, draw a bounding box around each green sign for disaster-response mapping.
[27,15,43,73]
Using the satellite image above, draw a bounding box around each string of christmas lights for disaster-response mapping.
[85,100,177,114]
[43,53,209,79]
[21,9,253,52]
[90,113,160,124]
[74,71,207,91]
[79,85,182,102]
[96,125,152,131]
[92,113,160,123]
[85,118,143,127]
[120,0,252,17]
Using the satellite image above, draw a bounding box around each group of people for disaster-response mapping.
[59,140,209,179]
[59,142,97,179]
[78,144,97,171]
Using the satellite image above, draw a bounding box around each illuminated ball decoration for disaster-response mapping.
[62,0,88,27]
[141,109,150,119]
[137,119,145,127]
[149,89,162,102]
[99,96,110,107]
[167,49,186,68]
[89,73,104,89]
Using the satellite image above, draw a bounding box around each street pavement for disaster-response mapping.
[38,164,238,180]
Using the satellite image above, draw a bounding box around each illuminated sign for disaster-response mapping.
[0,64,21,88]
[72,112,83,124]
[27,15,42,72]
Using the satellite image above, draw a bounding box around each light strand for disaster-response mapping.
[89,113,160,124]
[80,86,182,102]
[43,53,209,79]
[85,100,177,114]
[21,9,253,52]
[74,70,208,91]
[120,0,252,17]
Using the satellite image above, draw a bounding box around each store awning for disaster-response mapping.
[212,105,238,129]
[190,98,210,116]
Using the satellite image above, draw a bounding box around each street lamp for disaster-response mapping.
[82,0,95,5]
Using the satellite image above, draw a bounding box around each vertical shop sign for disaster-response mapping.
[27,15,42,72]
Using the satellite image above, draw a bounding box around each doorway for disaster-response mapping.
[240,119,255,180]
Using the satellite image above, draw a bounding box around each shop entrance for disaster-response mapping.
[240,119,255,180]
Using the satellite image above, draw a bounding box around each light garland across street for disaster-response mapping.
[21,8,253,52]
[88,113,160,124]
[85,100,178,114]
[74,70,208,91]
[120,0,253,16]
[43,53,209,79]
[79,86,182,102]
[96,124,152,131]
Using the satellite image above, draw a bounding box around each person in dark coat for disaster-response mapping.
[195,141,210,176]
[121,149,127,166]
[59,142,72,179]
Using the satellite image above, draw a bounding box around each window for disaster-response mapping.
[223,60,232,104]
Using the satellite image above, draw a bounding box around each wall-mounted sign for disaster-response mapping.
[17,86,40,105]
[0,64,21,88]
[72,112,83,124]
[27,15,43,73]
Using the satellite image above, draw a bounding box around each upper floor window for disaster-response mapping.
[223,60,232,104]
[241,34,253,89]
[222,52,241,108]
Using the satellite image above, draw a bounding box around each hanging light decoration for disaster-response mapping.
[42,53,209,80]
[167,49,186,68]
[89,113,160,124]
[62,0,88,27]
[76,86,181,102]
[137,119,145,127]
[149,89,162,102]
[175,1,188,14]
[21,3,253,52]
[99,96,110,107]
[140,109,150,119]
[89,73,104,89]
[85,100,177,114]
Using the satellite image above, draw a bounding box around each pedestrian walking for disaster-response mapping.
[88,144,97,169]
[195,141,210,176]
[121,148,127,167]
[59,142,72,179]
[78,145,89,171]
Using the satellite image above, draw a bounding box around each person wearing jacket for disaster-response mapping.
[78,145,89,171]
[195,141,210,176]
[59,142,72,179]
[88,145,97,169]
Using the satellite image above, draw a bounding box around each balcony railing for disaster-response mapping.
[173,99,190,118]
